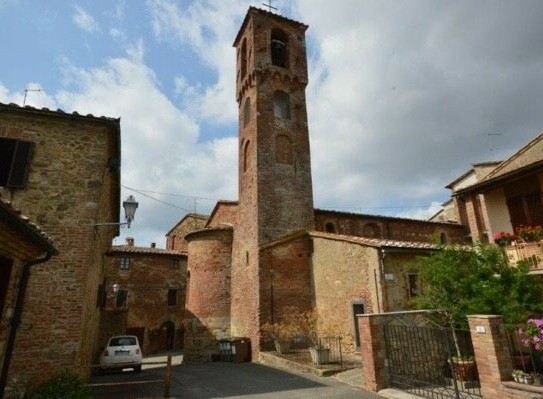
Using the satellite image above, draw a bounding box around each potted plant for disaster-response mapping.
[493,231,518,247]
[296,309,332,365]
[516,225,543,242]
[261,315,299,354]
[410,245,543,381]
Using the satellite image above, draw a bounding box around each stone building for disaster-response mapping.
[182,7,467,362]
[0,102,121,395]
[100,238,187,355]
[166,213,208,252]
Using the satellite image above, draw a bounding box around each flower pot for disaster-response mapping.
[274,340,291,354]
[450,359,476,381]
[309,347,330,365]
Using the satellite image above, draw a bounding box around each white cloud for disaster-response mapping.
[73,5,100,33]
[53,52,237,246]
[146,0,247,124]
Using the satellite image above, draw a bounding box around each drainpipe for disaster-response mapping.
[0,251,53,399]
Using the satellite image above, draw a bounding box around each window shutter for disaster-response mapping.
[7,140,33,188]
[526,190,543,226]
[507,195,526,229]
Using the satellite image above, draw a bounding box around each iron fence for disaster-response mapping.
[271,336,359,372]
[384,324,482,399]
[506,325,543,375]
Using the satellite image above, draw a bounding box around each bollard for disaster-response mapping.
[163,353,172,398]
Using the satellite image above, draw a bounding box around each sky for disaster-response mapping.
[2,0,543,248]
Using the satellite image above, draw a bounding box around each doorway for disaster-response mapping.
[352,302,365,350]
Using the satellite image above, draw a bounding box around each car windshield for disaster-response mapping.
[109,337,137,346]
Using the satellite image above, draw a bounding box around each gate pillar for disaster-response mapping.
[467,315,513,398]
[358,314,388,391]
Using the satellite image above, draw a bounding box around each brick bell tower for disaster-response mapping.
[230,7,315,352]
[234,7,314,244]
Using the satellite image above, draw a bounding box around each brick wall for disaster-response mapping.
[184,228,232,361]
[315,210,467,244]
[259,233,313,346]
[102,243,187,355]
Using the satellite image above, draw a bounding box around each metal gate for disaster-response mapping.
[383,324,482,399]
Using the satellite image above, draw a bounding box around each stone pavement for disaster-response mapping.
[90,352,423,398]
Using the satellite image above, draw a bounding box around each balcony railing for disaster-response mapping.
[505,241,543,272]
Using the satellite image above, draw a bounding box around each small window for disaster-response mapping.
[271,29,289,68]
[325,223,336,233]
[168,289,178,306]
[0,138,34,188]
[116,289,128,309]
[243,140,250,172]
[440,232,448,244]
[273,91,290,119]
[243,97,251,126]
[407,274,419,298]
[170,259,180,269]
[120,258,131,270]
[240,38,247,79]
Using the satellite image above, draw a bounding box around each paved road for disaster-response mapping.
[90,361,384,398]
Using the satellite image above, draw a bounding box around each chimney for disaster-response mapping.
[151,242,156,248]
[126,237,135,247]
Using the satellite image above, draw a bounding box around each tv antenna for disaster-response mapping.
[487,132,503,160]
[23,88,41,106]
[262,0,277,12]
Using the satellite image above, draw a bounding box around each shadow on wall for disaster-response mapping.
[183,310,233,363]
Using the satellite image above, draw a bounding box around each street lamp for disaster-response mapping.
[122,195,138,228]
[94,195,139,228]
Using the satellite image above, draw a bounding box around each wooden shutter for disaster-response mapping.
[507,195,527,229]
[7,140,34,188]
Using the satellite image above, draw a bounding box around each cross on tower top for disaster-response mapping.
[262,0,277,13]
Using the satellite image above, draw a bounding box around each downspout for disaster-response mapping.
[0,251,53,399]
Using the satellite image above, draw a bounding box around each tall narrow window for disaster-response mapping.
[271,28,289,68]
[243,140,250,172]
[168,289,178,306]
[0,138,33,188]
[273,90,290,119]
[243,97,251,126]
[240,38,247,79]
[407,274,419,298]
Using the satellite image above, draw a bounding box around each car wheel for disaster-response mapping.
[134,365,142,373]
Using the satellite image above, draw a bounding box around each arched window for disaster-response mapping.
[271,28,289,68]
[240,39,247,79]
[275,135,292,164]
[363,223,381,238]
[273,90,290,119]
[243,97,251,126]
[440,232,448,244]
[325,222,336,233]
[243,140,250,172]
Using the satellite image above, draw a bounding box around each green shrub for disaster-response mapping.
[25,370,91,399]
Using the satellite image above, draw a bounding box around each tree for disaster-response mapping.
[411,244,543,357]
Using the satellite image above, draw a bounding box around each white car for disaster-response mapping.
[99,335,143,373]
